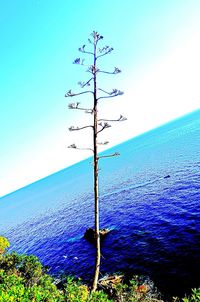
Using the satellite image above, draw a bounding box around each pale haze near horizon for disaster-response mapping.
[0,1,200,197]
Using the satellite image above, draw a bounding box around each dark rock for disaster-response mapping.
[84,228,110,243]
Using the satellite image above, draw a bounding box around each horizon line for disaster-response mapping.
[1,108,199,199]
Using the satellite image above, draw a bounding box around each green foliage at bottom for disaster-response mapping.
[174,288,200,302]
[64,276,89,302]
[0,237,199,301]
[0,270,63,302]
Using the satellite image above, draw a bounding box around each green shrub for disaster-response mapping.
[63,276,89,302]
[18,254,44,287]
[89,290,113,302]
[0,252,44,287]
[0,252,22,275]
[0,238,199,302]
[63,276,114,302]
[0,237,10,255]
[0,268,64,302]
[0,249,64,301]
[173,288,200,302]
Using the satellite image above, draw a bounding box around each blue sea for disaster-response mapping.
[0,109,200,298]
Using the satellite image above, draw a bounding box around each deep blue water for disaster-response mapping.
[0,110,200,298]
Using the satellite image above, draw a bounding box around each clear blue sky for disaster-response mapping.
[1,0,200,197]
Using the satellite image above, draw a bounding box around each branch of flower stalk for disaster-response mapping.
[98,152,120,160]
[97,122,111,134]
[65,90,93,97]
[69,125,93,131]
[68,102,93,113]
[98,115,127,122]
[68,144,94,153]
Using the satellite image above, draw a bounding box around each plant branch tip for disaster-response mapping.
[97,141,109,145]
[98,88,124,96]
[65,90,93,97]
[69,125,93,131]
[98,115,127,122]
[98,152,120,159]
